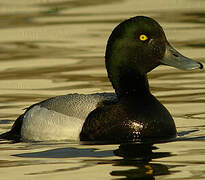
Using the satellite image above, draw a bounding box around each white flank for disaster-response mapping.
[21,105,85,141]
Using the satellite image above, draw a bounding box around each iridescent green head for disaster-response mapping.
[105,16,203,97]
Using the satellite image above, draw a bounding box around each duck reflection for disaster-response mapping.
[114,143,171,160]
[13,141,176,178]
[111,143,173,180]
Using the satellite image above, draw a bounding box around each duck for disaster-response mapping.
[0,16,203,143]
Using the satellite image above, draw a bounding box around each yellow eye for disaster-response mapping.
[139,34,148,41]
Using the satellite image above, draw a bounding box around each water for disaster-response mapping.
[0,0,205,179]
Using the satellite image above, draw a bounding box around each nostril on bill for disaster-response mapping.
[199,62,204,69]
[173,53,179,57]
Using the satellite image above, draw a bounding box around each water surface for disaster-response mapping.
[0,0,205,179]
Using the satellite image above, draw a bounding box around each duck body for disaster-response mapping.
[0,16,202,142]
[80,91,176,142]
[2,93,117,141]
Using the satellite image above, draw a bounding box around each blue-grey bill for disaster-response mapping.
[160,43,203,70]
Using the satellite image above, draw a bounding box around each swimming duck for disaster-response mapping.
[0,16,203,142]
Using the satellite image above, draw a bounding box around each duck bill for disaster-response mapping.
[160,43,203,70]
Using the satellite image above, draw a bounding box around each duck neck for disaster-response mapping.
[110,68,151,98]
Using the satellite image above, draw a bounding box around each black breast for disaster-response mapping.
[80,94,177,143]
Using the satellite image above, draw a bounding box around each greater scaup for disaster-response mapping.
[0,16,203,142]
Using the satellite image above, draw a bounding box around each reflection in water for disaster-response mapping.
[15,147,114,158]
[111,163,169,180]
[114,143,171,160]
[13,142,174,179]
[111,143,173,180]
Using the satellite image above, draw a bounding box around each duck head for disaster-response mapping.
[105,16,203,97]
